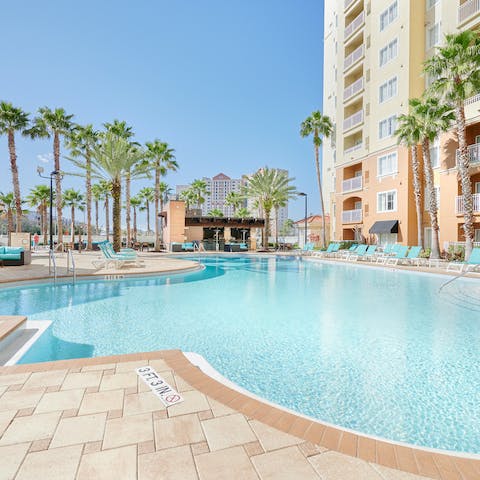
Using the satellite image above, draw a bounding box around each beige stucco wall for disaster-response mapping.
[163,201,186,244]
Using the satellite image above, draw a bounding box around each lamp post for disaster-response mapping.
[298,192,308,246]
[37,167,59,251]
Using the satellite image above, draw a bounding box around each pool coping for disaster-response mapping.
[1,350,478,480]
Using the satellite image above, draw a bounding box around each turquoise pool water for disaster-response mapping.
[1,255,480,453]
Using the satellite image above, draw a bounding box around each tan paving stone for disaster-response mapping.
[16,445,83,480]
[137,370,175,393]
[198,409,214,420]
[123,391,166,416]
[99,372,137,391]
[194,445,258,480]
[83,440,102,454]
[167,390,210,417]
[23,370,67,389]
[299,441,328,458]
[191,441,210,456]
[139,445,198,480]
[207,397,236,417]
[103,412,153,449]
[78,388,124,415]
[15,408,35,418]
[0,443,30,480]
[202,413,256,451]
[35,388,84,413]
[77,445,137,480]
[50,412,107,448]
[108,409,123,419]
[154,413,204,450]
[115,360,147,372]
[308,450,384,479]
[61,408,78,418]
[0,410,16,436]
[244,440,264,457]
[249,419,303,452]
[0,385,7,395]
[252,445,319,480]
[81,362,116,372]
[0,373,30,387]
[148,358,171,372]
[28,438,51,452]
[45,385,61,393]
[0,389,44,411]
[0,411,61,445]
[137,440,155,455]
[61,371,102,390]
[6,384,23,392]
[371,464,431,480]
[174,373,195,392]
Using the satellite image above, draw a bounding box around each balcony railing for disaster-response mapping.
[456,143,480,167]
[345,11,365,40]
[344,77,364,101]
[344,143,363,156]
[465,93,480,106]
[342,208,363,223]
[343,110,363,131]
[455,193,480,214]
[342,176,363,193]
[458,0,480,23]
[344,45,364,71]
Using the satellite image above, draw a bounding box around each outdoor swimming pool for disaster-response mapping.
[1,255,479,454]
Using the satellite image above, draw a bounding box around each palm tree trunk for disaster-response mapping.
[105,196,110,241]
[111,178,122,252]
[159,197,164,245]
[264,207,271,250]
[133,207,137,241]
[53,132,63,246]
[146,201,150,233]
[154,165,160,251]
[71,205,75,246]
[7,208,14,234]
[125,172,131,248]
[8,130,22,233]
[275,207,279,246]
[456,104,474,260]
[411,145,424,247]
[313,139,326,248]
[86,152,92,250]
[95,200,99,234]
[42,203,48,245]
[421,139,440,259]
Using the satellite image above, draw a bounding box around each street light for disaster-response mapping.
[298,193,308,246]
[37,167,60,251]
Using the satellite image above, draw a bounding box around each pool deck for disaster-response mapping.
[0,252,479,479]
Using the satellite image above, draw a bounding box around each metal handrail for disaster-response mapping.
[49,249,57,281]
[67,249,76,284]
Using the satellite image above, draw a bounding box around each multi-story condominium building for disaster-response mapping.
[323,0,480,249]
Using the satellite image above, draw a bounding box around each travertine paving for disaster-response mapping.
[0,351,465,480]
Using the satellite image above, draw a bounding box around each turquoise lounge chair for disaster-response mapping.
[97,241,144,268]
[336,243,358,258]
[384,245,409,266]
[362,245,378,261]
[347,244,368,260]
[313,242,338,257]
[182,242,194,252]
[447,247,480,273]
[399,246,423,266]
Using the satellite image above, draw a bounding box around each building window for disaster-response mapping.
[430,139,440,168]
[377,152,398,177]
[427,23,440,49]
[378,115,397,139]
[427,0,439,10]
[380,1,398,31]
[377,190,397,213]
[379,76,398,103]
[379,38,398,67]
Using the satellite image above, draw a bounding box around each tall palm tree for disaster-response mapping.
[189,179,210,210]
[208,209,224,217]
[425,30,480,259]
[26,107,74,246]
[410,97,454,259]
[0,192,15,234]
[145,140,178,251]
[179,189,195,210]
[138,187,155,233]
[91,183,103,235]
[26,185,52,245]
[236,207,250,219]
[158,181,173,210]
[63,188,85,246]
[225,191,243,215]
[0,102,30,232]
[396,107,424,248]
[66,124,98,249]
[98,180,112,239]
[130,195,142,242]
[300,111,333,247]
[244,168,297,248]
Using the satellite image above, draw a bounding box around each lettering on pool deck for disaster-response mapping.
[136,366,184,407]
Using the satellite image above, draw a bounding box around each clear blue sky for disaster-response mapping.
[1,0,324,225]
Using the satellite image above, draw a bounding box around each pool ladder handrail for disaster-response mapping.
[66,248,76,284]
[49,248,57,281]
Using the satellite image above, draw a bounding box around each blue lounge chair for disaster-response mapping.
[347,244,368,260]
[313,242,338,257]
[182,242,195,252]
[361,245,378,261]
[384,245,409,266]
[447,247,480,273]
[336,243,358,259]
[239,243,248,251]
[96,241,144,268]
[399,246,423,266]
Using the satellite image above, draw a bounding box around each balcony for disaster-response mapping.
[456,143,480,167]
[458,0,480,24]
[455,193,480,214]
[343,110,363,131]
[344,143,363,156]
[345,11,365,41]
[342,176,363,193]
[342,208,362,223]
[344,45,364,72]
[344,77,364,102]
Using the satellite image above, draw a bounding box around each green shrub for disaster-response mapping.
[419,248,431,259]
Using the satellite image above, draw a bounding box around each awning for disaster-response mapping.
[369,220,398,234]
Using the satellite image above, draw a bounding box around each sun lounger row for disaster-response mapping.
[95,240,144,269]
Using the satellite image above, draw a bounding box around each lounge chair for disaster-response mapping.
[384,245,409,266]
[96,241,144,269]
[347,244,368,260]
[104,241,137,258]
[447,247,480,273]
[361,245,378,261]
[398,246,423,266]
[313,242,338,258]
[239,243,248,251]
[375,244,400,263]
[182,242,195,252]
[335,243,358,259]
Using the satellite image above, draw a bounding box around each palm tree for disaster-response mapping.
[225,191,243,215]
[145,140,178,250]
[300,111,333,247]
[190,179,210,210]
[66,124,98,249]
[244,168,297,248]
[396,108,424,248]
[208,208,224,217]
[103,120,135,140]
[179,189,195,210]
[63,188,85,246]
[91,183,103,234]
[88,133,144,251]
[236,207,250,219]
[138,187,155,233]
[99,180,112,239]
[425,30,480,259]
[0,102,30,232]
[26,107,74,246]
[0,192,15,234]
[410,96,454,259]
[158,181,173,209]
[130,195,142,242]
[26,185,52,245]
